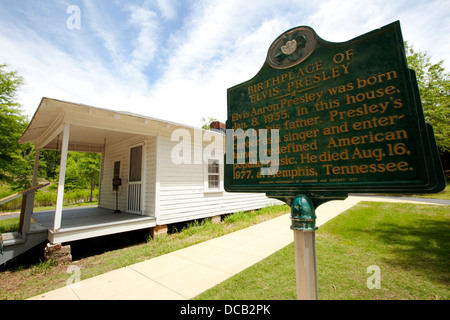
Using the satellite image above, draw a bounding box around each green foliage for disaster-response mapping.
[39,150,60,180]
[32,189,57,207]
[63,188,99,204]
[223,204,289,224]
[0,64,101,193]
[0,184,98,211]
[0,217,19,234]
[200,116,218,130]
[405,43,450,152]
[0,64,30,186]
[64,152,101,199]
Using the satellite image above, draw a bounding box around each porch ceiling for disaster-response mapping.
[18,97,178,152]
[43,124,137,153]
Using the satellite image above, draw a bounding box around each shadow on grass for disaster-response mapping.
[374,218,450,286]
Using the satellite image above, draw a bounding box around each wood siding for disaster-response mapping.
[99,124,280,225]
[99,135,157,217]
[155,127,280,225]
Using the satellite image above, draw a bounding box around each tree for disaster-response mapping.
[64,152,101,201]
[201,116,218,130]
[40,149,61,180]
[0,65,102,195]
[0,64,30,187]
[405,43,450,152]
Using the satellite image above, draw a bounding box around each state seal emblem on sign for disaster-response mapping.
[267,26,317,69]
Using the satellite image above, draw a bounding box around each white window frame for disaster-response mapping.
[204,158,224,193]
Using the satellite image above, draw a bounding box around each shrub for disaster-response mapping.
[0,187,98,211]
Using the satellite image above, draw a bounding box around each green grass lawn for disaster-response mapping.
[195,202,450,300]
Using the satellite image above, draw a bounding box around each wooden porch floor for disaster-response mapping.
[32,207,157,244]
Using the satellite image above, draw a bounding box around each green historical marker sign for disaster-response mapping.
[225,21,445,198]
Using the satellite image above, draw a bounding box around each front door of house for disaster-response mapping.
[128,145,143,214]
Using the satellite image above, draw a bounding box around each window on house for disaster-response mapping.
[207,159,220,189]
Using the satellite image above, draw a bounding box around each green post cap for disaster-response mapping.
[290,195,316,231]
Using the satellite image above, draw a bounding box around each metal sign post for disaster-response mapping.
[291,195,318,300]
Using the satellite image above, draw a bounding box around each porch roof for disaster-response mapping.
[18,97,199,152]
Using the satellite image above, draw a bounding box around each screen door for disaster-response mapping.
[128,145,142,213]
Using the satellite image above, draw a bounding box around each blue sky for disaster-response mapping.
[0,0,449,127]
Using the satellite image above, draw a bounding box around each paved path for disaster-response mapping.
[28,195,449,300]
[0,212,20,221]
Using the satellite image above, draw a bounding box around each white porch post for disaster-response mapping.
[32,148,40,187]
[54,123,70,232]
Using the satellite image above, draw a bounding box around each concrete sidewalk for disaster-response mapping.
[28,196,448,300]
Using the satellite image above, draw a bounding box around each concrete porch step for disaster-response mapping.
[1,227,48,265]
[1,232,25,247]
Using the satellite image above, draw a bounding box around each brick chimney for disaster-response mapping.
[210,121,226,134]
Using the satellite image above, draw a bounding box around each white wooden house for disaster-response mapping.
[15,97,278,246]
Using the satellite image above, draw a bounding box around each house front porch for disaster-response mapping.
[33,207,156,244]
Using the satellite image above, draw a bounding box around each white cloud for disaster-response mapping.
[126,5,159,69]
[136,1,290,124]
[307,0,390,41]
[0,0,448,128]
[0,14,147,117]
[81,1,122,65]
[396,1,450,67]
[135,1,298,122]
[156,0,178,20]
[125,0,450,126]
[307,0,450,68]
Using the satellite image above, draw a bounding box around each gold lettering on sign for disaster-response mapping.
[230,47,415,185]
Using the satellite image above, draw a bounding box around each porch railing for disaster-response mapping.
[0,183,49,252]
[127,182,142,213]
